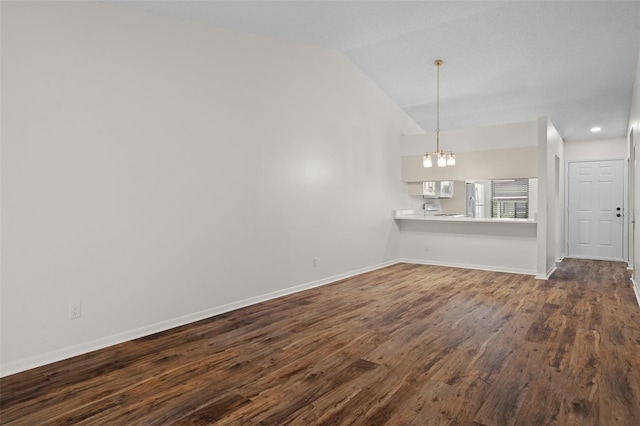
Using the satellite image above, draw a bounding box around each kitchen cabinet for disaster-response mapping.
[408,180,455,197]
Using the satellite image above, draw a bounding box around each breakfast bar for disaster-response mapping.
[394,210,538,275]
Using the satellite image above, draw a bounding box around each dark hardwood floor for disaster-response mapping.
[1,259,640,425]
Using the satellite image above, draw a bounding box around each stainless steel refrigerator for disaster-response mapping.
[466,182,485,218]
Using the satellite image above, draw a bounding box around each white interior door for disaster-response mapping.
[568,160,624,261]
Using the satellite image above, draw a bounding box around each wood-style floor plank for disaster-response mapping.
[1,259,639,425]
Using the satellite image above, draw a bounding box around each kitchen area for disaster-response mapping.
[394,119,557,277]
[395,178,538,275]
[397,178,538,221]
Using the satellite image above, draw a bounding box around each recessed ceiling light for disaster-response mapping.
[591,127,602,133]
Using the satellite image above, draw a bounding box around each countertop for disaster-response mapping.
[394,210,537,224]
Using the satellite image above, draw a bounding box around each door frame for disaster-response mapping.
[629,129,635,275]
[565,158,628,262]
[629,128,640,306]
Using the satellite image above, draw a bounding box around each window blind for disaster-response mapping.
[491,179,529,219]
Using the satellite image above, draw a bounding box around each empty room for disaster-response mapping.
[2,1,640,424]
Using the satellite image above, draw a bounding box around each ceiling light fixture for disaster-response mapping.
[590,126,602,133]
[424,59,455,168]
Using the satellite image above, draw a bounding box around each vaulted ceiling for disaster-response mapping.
[108,1,640,142]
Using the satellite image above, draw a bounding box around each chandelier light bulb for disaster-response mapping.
[447,153,456,166]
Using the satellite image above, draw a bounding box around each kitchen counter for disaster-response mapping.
[394,210,536,224]
[394,210,537,275]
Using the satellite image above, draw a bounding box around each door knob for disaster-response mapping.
[617,213,621,217]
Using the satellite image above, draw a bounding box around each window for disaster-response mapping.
[491,179,529,219]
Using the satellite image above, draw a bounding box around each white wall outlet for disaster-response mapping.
[69,302,82,320]
[313,257,319,267]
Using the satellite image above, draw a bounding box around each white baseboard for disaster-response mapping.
[399,258,536,276]
[536,264,557,281]
[632,278,640,308]
[1,260,398,378]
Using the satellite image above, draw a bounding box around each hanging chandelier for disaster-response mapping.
[423,59,455,168]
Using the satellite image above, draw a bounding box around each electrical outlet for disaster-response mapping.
[69,302,82,320]
[313,257,319,267]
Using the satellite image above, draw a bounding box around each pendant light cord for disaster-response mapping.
[435,59,442,153]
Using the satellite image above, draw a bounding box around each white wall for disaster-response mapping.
[0,2,422,375]
[401,146,538,183]
[548,122,565,267]
[564,138,627,162]
[398,221,537,275]
[536,117,565,279]
[399,120,538,155]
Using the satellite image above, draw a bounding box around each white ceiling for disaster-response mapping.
[107,0,640,142]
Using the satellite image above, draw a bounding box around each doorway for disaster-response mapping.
[567,159,625,261]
